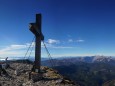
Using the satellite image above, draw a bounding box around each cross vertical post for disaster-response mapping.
[29,14,44,73]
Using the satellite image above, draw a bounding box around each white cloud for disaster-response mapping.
[51,46,73,49]
[47,39,60,44]
[0,43,35,57]
[68,39,73,42]
[0,44,26,52]
[10,45,26,49]
[68,39,85,43]
[41,41,73,49]
[76,39,84,42]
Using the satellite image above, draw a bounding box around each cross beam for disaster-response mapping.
[29,14,44,73]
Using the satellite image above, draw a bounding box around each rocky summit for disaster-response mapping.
[0,60,79,86]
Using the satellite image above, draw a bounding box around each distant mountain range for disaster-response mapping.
[41,56,115,86]
[1,56,115,66]
[41,56,115,66]
[1,55,115,63]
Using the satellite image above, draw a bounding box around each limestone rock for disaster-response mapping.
[0,61,79,86]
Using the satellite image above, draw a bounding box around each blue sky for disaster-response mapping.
[0,0,115,57]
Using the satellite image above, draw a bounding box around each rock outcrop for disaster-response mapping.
[0,61,79,86]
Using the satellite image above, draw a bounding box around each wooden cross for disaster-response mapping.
[29,14,44,73]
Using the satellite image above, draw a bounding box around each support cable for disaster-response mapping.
[42,41,64,79]
[23,36,35,60]
[27,44,34,60]
[25,43,34,69]
[42,41,55,68]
